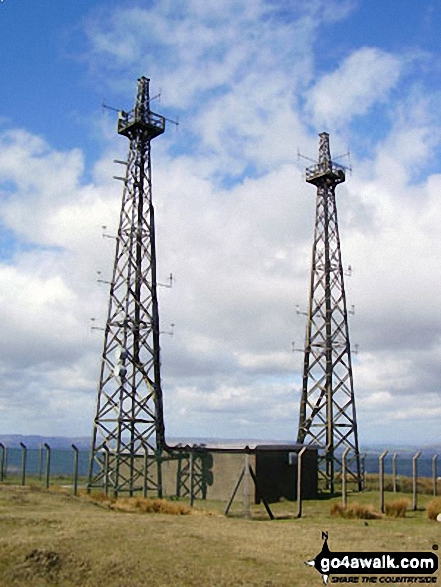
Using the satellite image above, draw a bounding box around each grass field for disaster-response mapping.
[0,483,439,587]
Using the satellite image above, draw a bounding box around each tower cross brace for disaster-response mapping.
[297,132,361,492]
[88,77,166,496]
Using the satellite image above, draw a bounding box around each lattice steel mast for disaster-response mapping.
[297,132,361,492]
[88,77,166,496]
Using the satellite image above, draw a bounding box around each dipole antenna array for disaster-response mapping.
[88,77,166,496]
[297,132,361,492]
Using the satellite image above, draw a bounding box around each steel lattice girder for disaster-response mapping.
[88,78,166,496]
[297,133,361,492]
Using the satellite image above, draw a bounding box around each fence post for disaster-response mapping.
[3,446,7,479]
[20,442,27,486]
[342,447,350,508]
[0,443,4,482]
[156,449,163,499]
[432,454,438,497]
[44,443,51,489]
[102,445,109,496]
[297,447,307,518]
[412,451,422,511]
[72,444,79,496]
[243,452,251,519]
[143,445,149,499]
[175,453,182,498]
[38,444,44,481]
[379,450,388,514]
[360,453,366,490]
[189,450,195,507]
[392,453,398,493]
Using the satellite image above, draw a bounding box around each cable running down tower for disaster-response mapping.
[88,77,166,496]
[297,132,361,492]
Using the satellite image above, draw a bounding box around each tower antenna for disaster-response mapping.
[88,77,167,496]
[297,132,361,492]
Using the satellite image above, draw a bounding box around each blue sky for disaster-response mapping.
[0,0,441,447]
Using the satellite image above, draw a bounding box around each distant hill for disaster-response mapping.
[0,434,439,454]
[0,435,298,450]
[0,435,91,450]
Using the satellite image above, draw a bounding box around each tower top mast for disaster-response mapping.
[118,76,165,139]
[305,132,346,186]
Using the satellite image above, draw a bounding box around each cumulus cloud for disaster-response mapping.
[1,0,441,447]
[306,47,402,129]
[82,0,356,175]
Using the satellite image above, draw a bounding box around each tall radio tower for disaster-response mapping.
[297,132,361,492]
[88,77,166,496]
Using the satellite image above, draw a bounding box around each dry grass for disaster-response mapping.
[427,496,441,520]
[384,498,410,518]
[28,483,43,493]
[78,488,116,506]
[79,491,192,515]
[110,496,192,515]
[330,502,381,519]
[0,484,440,586]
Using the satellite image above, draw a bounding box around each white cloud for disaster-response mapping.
[165,378,298,439]
[236,351,294,372]
[306,47,402,129]
[1,1,441,448]
[83,0,355,175]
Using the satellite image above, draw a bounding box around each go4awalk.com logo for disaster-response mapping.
[305,533,438,585]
